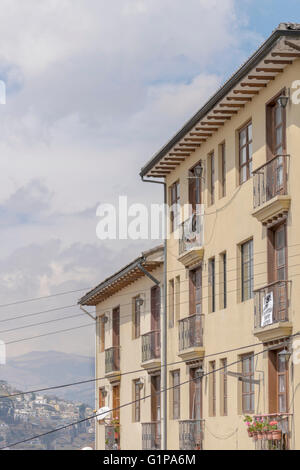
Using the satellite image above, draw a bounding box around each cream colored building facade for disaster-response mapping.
[80,23,300,451]
[79,246,164,450]
[140,23,300,450]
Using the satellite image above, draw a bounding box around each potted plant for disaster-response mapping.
[244,416,254,437]
[270,421,282,441]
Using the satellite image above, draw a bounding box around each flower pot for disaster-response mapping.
[257,432,263,440]
[253,432,258,441]
[262,432,268,440]
[248,431,253,438]
[267,432,273,440]
[272,430,282,441]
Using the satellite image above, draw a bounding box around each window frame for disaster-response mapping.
[239,121,253,185]
[132,296,141,339]
[241,239,254,302]
[133,379,141,422]
[241,353,255,414]
[171,370,181,420]
[170,181,180,233]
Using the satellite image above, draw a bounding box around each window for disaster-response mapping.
[171,371,180,420]
[269,349,289,414]
[219,143,226,198]
[267,94,286,159]
[133,380,141,422]
[241,240,253,302]
[220,252,227,310]
[241,354,255,414]
[133,296,141,339]
[275,224,287,281]
[112,384,120,420]
[99,387,106,409]
[170,181,180,232]
[189,164,202,211]
[209,152,215,205]
[208,258,216,313]
[169,279,175,328]
[175,276,180,323]
[189,267,202,315]
[209,361,216,417]
[239,122,253,184]
[220,359,228,416]
[190,367,202,421]
[99,315,105,352]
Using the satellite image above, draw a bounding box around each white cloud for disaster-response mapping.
[0,0,261,356]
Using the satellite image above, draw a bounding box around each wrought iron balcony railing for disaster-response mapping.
[253,154,289,209]
[179,213,203,255]
[252,413,292,450]
[142,422,161,450]
[179,420,204,450]
[105,425,120,450]
[105,347,120,374]
[179,314,204,351]
[141,330,160,363]
[254,281,289,330]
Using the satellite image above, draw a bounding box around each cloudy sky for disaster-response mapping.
[0,0,299,360]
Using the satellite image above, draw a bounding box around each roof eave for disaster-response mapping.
[140,28,300,178]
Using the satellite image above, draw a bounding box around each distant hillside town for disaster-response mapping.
[0,380,94,450]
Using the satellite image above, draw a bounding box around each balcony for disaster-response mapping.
[105,425,120,450]
[141,330,161,370]
[252,155,290,227]
[105,347,120,380]
[179,420,204,450]
[178,213,204,268]
[252,413,292,450]
[178,314,204,362]
[253,281,292,342]
[142,422,161,450]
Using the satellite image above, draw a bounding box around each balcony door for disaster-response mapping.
[268,349,288,414]
[151,286,161,358]
[151,374,161,449]
[112,307,120,349]
[267,223,287,323]
[189,166,202,214]
[189,267,202,315]
[266,95,287,199]
[112,383,120,420]
[190,367,202,420]
[151,286,161,331]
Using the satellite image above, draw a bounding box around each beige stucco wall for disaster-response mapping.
[164,58,300,450]
[95,263,163,450]
[94,58,300,451]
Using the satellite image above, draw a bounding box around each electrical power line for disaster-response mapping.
[1,334,296,400]
[5,323,93,345]
[0,312,88,335]
[1,241,300,310]
[3,267,300,345]
[1,342,288,450]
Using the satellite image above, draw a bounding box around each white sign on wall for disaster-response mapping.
[261,292,273,327]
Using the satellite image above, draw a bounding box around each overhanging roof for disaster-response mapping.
[140,23,300,178]
[78,245,163,306]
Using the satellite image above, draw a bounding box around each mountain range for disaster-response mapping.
[0,350,95,406]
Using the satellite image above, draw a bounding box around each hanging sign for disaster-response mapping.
[261,292,273,327]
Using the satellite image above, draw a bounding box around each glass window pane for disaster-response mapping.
[275,106,282,125]
[240,129,246,147]
[248,123,252,141]
[240,147,247,164]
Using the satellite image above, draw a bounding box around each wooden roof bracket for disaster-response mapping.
[137,261,160,286]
